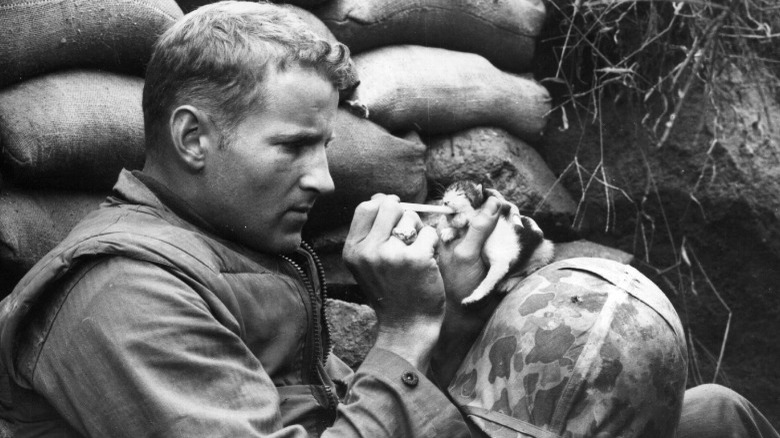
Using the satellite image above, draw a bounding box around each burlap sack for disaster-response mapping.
[177,0,330,13]
[0,189,105,298]
[313,0,546,73]
[306,108,427,232]
[351,46,551,142]
[425,126,579,236]
[0,70,145,191]
[0,0,182,88]
[175,0,215,12]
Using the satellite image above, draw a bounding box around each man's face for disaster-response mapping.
[201,67,337,253]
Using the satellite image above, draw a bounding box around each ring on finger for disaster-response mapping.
[391,227,417,245]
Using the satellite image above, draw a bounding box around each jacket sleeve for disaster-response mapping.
[325,348,471,438]
[28,257,470,437]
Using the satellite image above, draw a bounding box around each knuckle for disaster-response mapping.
[355,201,378,215]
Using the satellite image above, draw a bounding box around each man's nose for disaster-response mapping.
[300,146,335,195]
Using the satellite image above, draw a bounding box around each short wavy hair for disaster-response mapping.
[142,1,355,149]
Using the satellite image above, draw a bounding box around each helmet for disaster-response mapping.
[448,257,688,438]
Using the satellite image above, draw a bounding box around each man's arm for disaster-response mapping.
[339,194,478,436]
[342,195,446,370]
[30,255,469,437]
[431,196,503,386]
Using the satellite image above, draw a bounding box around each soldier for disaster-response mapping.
[0,1,776,437]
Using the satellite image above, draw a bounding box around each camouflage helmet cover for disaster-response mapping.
[448,257,688,438]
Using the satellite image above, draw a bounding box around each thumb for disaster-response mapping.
[457,196,501,255]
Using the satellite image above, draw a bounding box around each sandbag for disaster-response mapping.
[306,108,427,232]
[0,0,182,88]
[0,189,105,298]
[0,70,146,191]
[425,126,579,236]
[351,46,551,142]
[175,0,215,12]
[313,0,546,72]
[177,0,329,13]
[272,0,331,8]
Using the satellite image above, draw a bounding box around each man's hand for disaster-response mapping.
[436,196,501,307]
[343,194,446,370]
[432,196,501,385]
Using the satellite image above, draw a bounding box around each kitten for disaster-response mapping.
[437,180,555,305]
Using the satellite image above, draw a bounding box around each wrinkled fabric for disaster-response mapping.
[0,170,469,437]
[677,384,780,438]
[449,258,688,438]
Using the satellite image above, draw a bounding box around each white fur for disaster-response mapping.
[461,217,521,305]
[436,185,556,306]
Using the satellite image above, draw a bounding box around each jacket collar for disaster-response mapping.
[126,170,219,236]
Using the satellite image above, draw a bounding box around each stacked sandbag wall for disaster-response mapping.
[0,0,624,368]
[0,0,185,297]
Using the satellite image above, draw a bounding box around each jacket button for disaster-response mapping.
[401,371,419,387]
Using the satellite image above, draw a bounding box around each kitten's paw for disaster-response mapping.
[439,228,457,243]
[450,214,469,229]
[461,287,490,306]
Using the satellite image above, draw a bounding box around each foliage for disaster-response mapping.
[545,0,779,145]
[539,0,780,390]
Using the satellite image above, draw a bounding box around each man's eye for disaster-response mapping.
[280,141,307,151]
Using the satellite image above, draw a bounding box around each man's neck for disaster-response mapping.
[132,170,218,235]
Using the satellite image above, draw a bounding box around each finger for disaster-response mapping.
[366,196,404,242]
[371,193,399,202]
[395,210,423,232]
[411,226,440,253]
[389,210,424,245]
[484,188,506,202]
[458,196,501,255]
[346,199,382,244]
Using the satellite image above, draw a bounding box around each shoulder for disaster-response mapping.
[53,200,266,278]
[16,255,216,384]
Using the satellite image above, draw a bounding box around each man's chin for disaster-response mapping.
[239,227,303,255]
[276,238,303,254]
[261,232,303,255]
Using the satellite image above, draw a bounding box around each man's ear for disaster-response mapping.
[169,105,218,172]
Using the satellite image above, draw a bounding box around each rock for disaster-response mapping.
[325,299,377,369]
